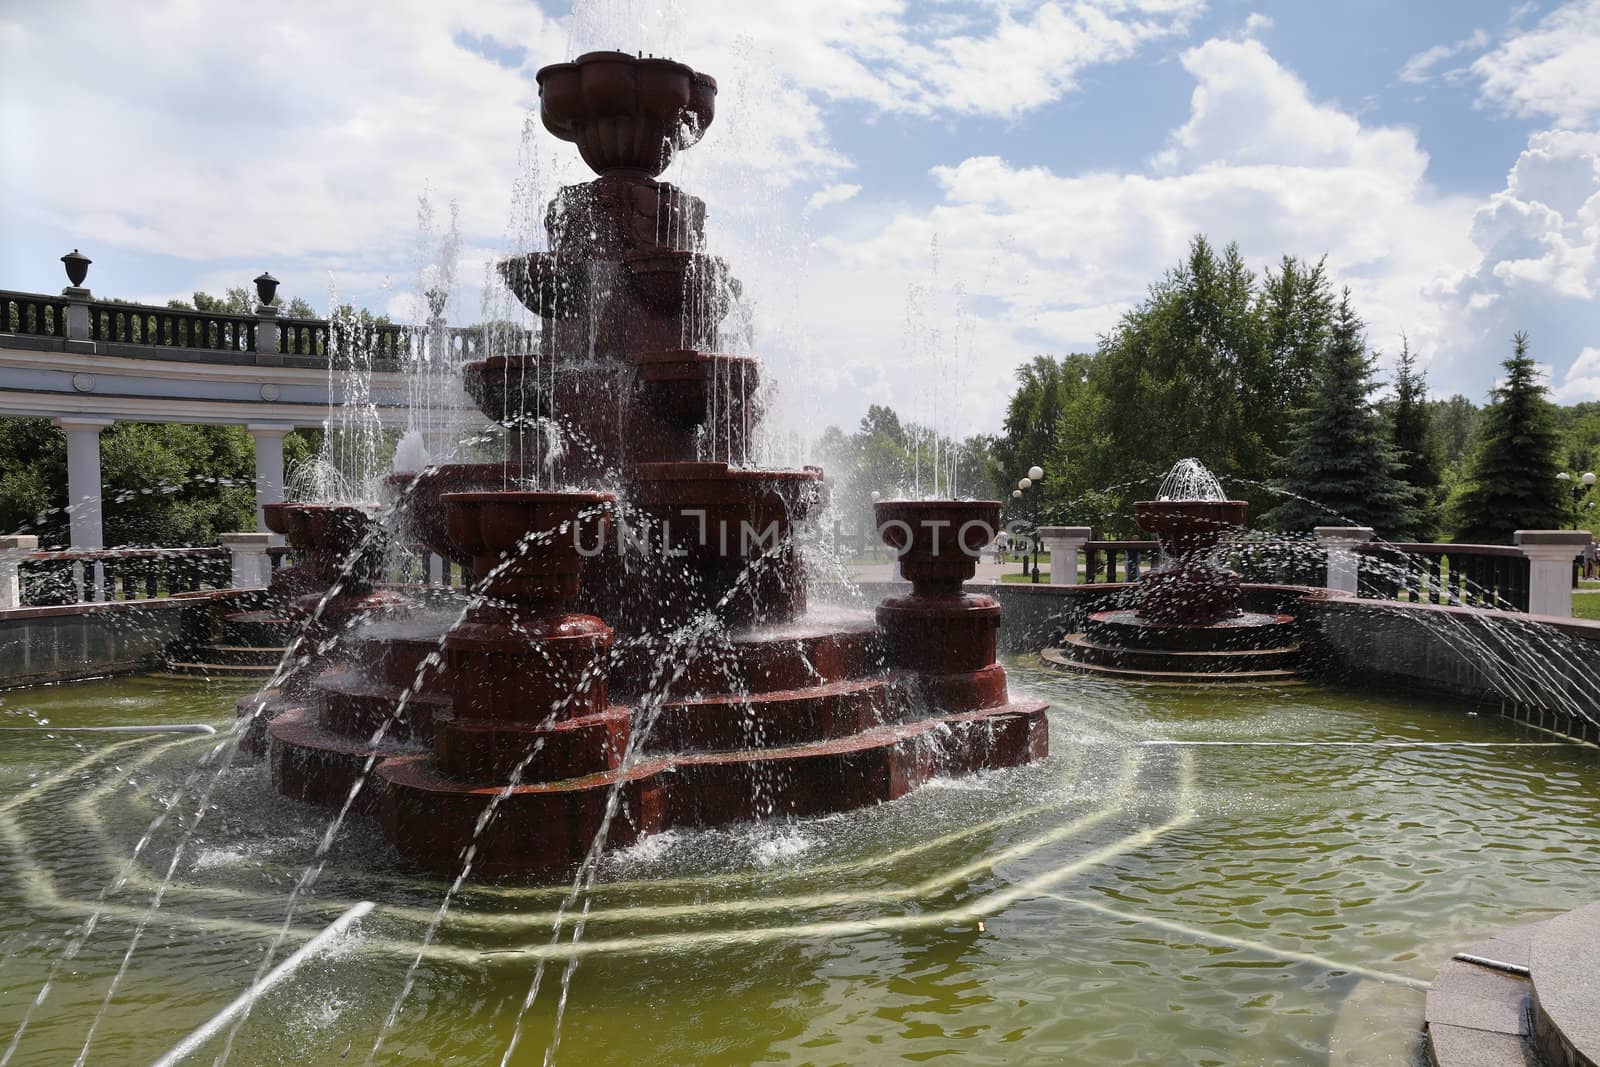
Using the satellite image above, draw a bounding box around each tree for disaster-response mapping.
[989,355,1081,525]
[0,419,258,546]
[1388,336,1442,538]
[1262,291,1422,537]
[1028,236,1333,535]
[1429,394,1481,465]
[1449,332,1567,543]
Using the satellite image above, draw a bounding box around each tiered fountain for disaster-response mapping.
[254,51,1048,878]
[1049,460,1301,684]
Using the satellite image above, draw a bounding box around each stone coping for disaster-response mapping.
[0,588,243,622]
[1531,902,1600,1067]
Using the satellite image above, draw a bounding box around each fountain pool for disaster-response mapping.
[2,664,1595,1064]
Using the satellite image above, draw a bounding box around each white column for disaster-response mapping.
[1037,526,1092,586]
[1314,526,1375,595]
[57,417,111,603]
[247,423,293,535]
[1515,530,1590,617]
[0,535,38,610]
[57,417,112,549]
[219,532,273,590]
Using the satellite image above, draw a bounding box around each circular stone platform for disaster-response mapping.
[1425,903,1600,1067]
[1044,609,1301,685]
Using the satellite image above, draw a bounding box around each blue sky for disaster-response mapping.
[3,0,1598,443]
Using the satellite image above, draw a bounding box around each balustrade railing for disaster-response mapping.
[88,301,258,352]
[1,290,69,337]
[16,547,231,607]
[3,287,538,367]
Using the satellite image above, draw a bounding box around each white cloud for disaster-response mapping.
[1555,346,1600,401]
[781,34,1499,437]
[1473,0,1600,125]
[1397,28,1488,85]
[806,184,863,211]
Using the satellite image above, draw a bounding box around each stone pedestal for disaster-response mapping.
[1037,526,1091,586]
[1314,526,1375,595]
[0,535,38,610]
[220,532,273,590]
[1515,530,1590,617]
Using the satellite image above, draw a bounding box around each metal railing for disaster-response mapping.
[1084,540,1155,583]
[1355,542,1533,612]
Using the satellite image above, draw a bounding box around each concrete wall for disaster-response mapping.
[832,579,1600,745]
[0,596,215,687]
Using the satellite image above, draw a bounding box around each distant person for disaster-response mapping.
[1587,537,1597,580]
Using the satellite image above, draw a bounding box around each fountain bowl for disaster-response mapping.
[537,52,717,178]
[633,350,759,428]
[874,499,1002,589]
[384,464,521,563]
[443,490,614,602]
[1133,499,1248,557]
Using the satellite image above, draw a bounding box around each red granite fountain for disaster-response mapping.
[259,50,1048,879]
[1050,460,1301,684]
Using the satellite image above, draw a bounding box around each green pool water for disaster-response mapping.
[0,664,1596,1066]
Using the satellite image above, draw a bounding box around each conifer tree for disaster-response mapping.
[1263,291,1421,537]
[1390,336,1442,538]
[1449,332,1567,543]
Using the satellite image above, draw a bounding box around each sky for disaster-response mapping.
[3,0,1599,448]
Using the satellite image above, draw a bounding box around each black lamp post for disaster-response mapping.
[253,271,280,307]
[61,249,91,288]
[1015,464,1045,582]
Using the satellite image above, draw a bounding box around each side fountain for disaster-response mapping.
[254,50,1048,878]
[1048,459,1301,684]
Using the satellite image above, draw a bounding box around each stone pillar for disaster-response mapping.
[254,304,282,366]
[247,423,293,535]
[1515,530,1591,617]
[57,417,111,602]
[62,286,93,343]
[220,532,273,590]
[1314,526,1376,595]
[57,417,111,550]
[0,535,38,610]
[1037,526,1092,586]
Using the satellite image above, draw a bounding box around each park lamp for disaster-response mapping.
[1028,465,1044,481]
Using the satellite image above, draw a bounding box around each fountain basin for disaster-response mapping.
[537,51,717,178]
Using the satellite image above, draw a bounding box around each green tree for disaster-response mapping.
[1448,332,1567,543]
[990,355,1081,525]
[1030,236,1333,534]
[1261,292,1421,537]
[0,419,258,547]
[1428,394,1481,466]
[1388,336,1442,538]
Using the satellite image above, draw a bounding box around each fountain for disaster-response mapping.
[1049,459,1301,683]
[254,50,1048,878]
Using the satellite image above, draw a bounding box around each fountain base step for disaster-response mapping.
[373,698,1049,880]
[1040,646,1304,686]
[1054,635,1301,675]
[268,707,424,817]
[1084,609,1297,652]
[645,674,913,753]
[164,659,280,680]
